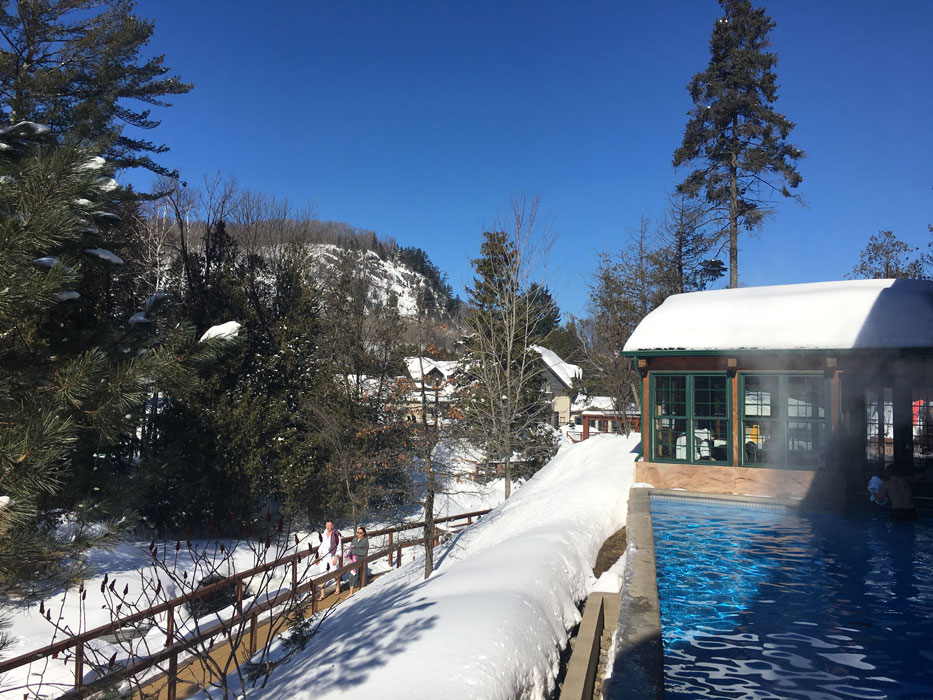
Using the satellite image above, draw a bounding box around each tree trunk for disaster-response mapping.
[729,121,739,288]
[420,362,439,579]
[503,435,512,499]
[423,458,435,579]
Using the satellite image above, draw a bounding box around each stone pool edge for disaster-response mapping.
[604,488,800,699]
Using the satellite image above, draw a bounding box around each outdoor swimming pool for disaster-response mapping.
[651,496,933,699]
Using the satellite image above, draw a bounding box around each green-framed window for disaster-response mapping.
[651,374,731,465]
[740,373,828,469]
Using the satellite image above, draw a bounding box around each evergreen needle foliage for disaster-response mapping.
[0,123,218,593]
[0,0,192,176]
[673,0,804,288]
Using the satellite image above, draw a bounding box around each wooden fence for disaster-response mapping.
[0,509,490,700]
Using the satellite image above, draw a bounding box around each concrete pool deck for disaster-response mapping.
[604,488,801,699]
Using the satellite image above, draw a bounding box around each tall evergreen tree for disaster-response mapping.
[524,283,560,337]
[0,0,191,175]
[673,0,804,288]
[0,123,216,592]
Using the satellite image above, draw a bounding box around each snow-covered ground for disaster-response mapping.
[243,434,638,700]
[0,460,513,695]
[1,434,638,699]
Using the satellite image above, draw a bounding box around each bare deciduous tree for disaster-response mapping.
[458,195,558,499]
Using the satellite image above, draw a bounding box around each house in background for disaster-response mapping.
[404,348,583,430]
[532,345,582,427]
[623,279,933,501]
[571,396,641,440]
[403,356,459,424]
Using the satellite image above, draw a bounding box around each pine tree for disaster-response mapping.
[524,283,560,337]
[0,123,215,592]
[584,218,659,420]
[673,0,804,288]
[0,0,191,175]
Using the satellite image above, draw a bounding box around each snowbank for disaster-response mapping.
[1,469,510,695]
[248,434,638,700]
[3,436,636,699]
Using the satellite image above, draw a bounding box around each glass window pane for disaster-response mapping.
[865,388,893,467]
[656,376,687,417]
[865,388,881,463]
[882,387,894,467]
[694,376,728,418]
[744,376,779,418]
[787,420,826,469]
[787,376,826,419]
[743,418,781,464]
[695,418,730,462]
[656,418,687,460]
[913,389,933,469]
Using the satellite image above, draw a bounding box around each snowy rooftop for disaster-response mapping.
[571,395,619,414]
[532,345,582,388]
[404,356,460,382]
[623,279,933,353]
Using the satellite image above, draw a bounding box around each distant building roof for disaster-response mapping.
[623,279,933,354]
[405,357,459,382]
[532,345,582,388]
[571,396,618,415]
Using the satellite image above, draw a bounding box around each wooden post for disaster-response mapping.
[396,544,402,568]
[167,650,178,700]
[291,554,299,592]
[249,613,258,654]
[388,532,394,566]
[236,579,243,615]
[74,641,84,689]
[165,604,175,647]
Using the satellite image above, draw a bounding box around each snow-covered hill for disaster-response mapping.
[307,243,453,318]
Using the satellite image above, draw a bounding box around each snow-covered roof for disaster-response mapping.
[623,279,933,353]
[532,345,582,388]
[571,395,618,414]
[404,356,459,382]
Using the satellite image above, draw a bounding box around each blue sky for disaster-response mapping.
[131,1,932,318]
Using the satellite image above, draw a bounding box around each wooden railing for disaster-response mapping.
[0,509,490,699]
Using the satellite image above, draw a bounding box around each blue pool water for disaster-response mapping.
[651,497,933,699]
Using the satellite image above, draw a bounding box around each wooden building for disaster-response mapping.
[571,396,641,440]
[622,279,933,501]
[533,345,581,427]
